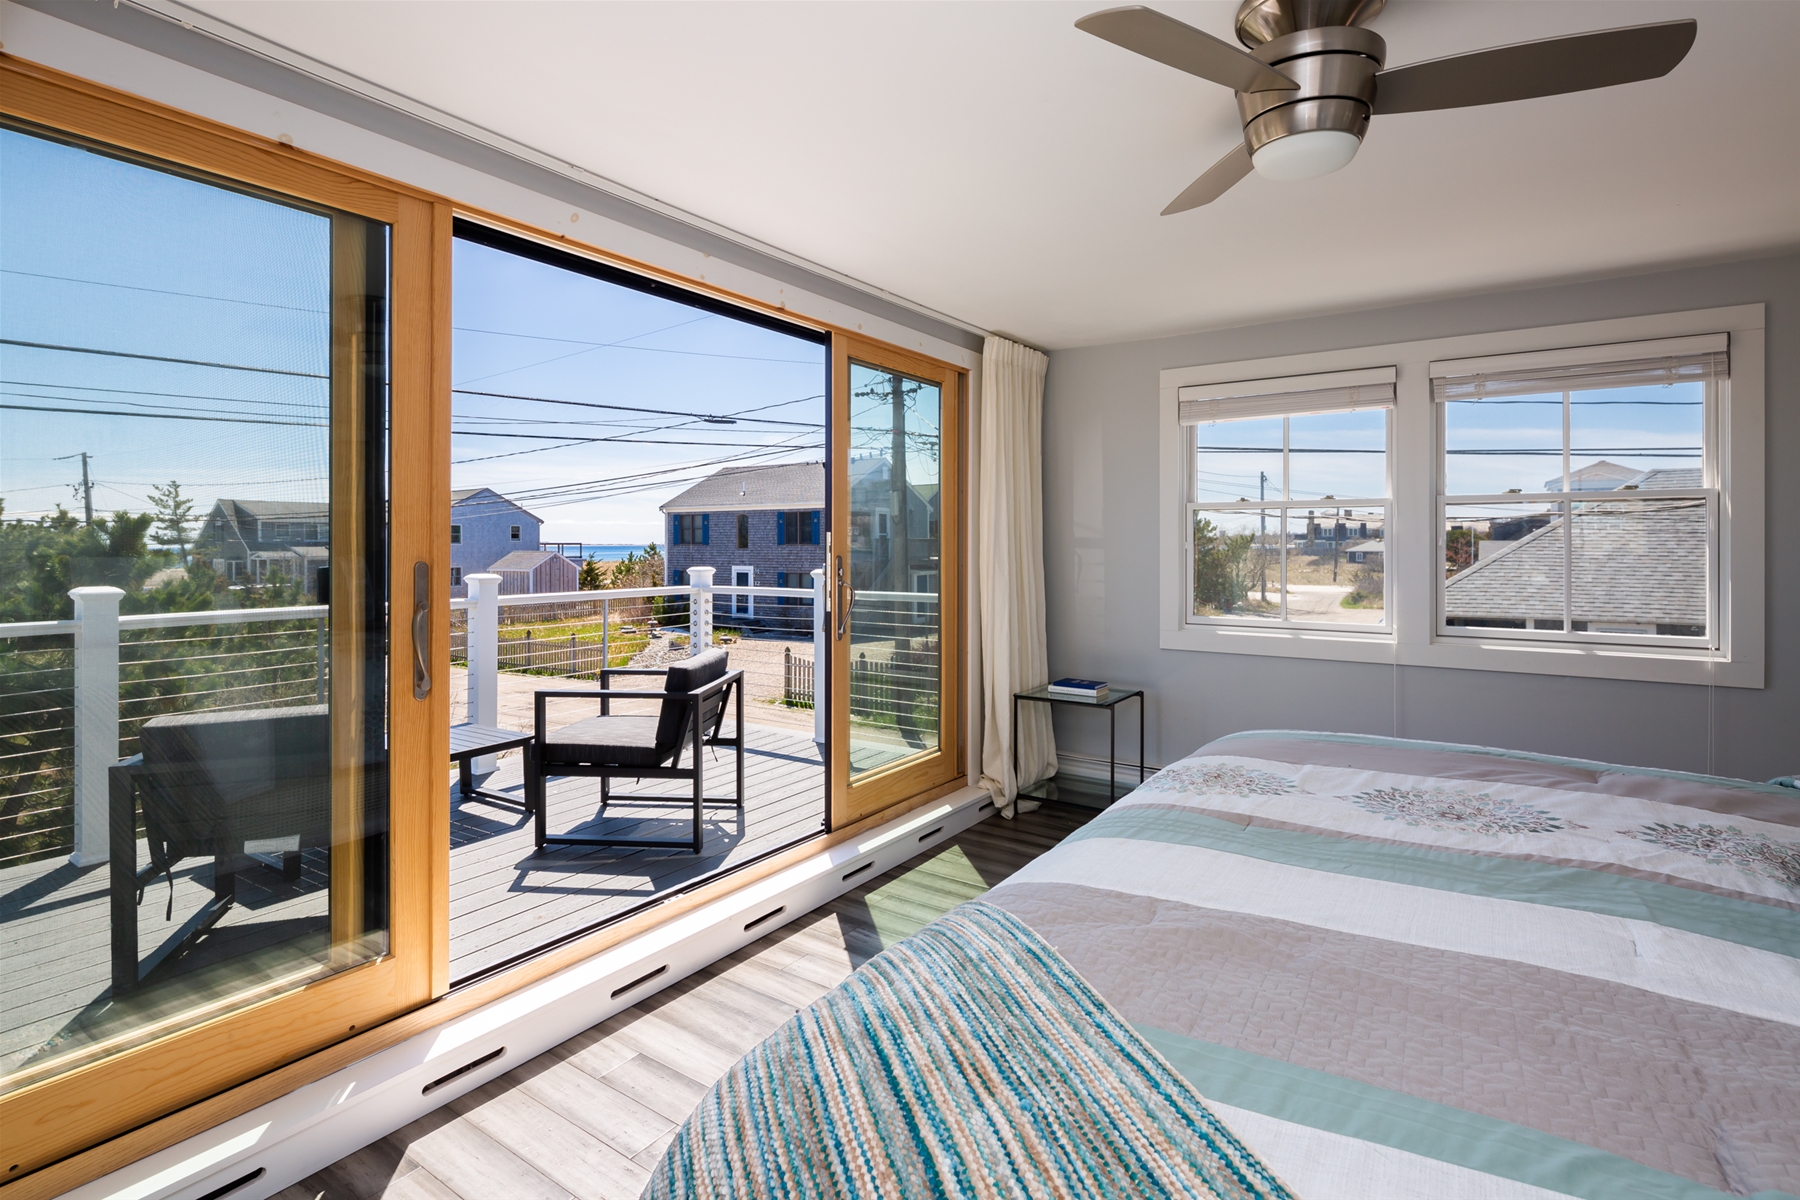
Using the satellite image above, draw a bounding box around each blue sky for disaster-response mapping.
[1444,384,1703,496]
[1194,409,1388,507]
[451,240,826,546]
[0,125,827,550]
[2,128,332,527]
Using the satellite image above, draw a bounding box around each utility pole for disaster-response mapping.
[56,451,94,525]
[1258,470,1269,602]
[888,373,910,594]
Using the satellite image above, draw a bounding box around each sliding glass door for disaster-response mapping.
[829,338,964,823]
[0,68,442,1180]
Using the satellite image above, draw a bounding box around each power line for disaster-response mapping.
[453,387,822,427]
[453,313,713,387]
[0,268,328,315]
[0,339,327,380]
[0,401,321,428]
[1,379,328,412]
[455,323,823,366]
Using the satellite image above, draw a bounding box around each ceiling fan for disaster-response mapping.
[1076,0,1697,213]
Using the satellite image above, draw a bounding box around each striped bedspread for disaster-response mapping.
[649,731,1799,1200]
[645,900,1296,1200]
[989,731,1800,1200]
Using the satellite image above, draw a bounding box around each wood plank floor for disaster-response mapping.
[280,802,1095,1200]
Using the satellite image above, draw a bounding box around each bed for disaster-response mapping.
[647,731,1800,1200]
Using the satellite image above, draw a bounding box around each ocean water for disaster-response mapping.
[576,544,653,562]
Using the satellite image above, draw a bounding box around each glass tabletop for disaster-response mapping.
[1014,684,1143,707]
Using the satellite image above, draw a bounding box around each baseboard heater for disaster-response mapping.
[65,784,994,1200]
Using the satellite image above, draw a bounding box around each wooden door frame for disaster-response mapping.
[828,335,967,827]
[0,51,978,1195]
[0,57,450,1183]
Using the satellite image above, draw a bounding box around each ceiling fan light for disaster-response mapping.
[1250,129,1362,181]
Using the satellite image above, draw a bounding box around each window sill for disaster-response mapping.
[1160,621,1759,687]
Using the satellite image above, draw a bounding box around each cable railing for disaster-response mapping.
[0,597,329,869]
[451,570,826,744]
[0,567,887,870]
[845,591,941,737]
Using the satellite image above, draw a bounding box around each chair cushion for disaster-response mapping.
[135,705,333,860]
[654,649,731,751]
[542,715,669,769]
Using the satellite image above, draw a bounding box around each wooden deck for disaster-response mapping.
[0,722,822,1077]
[448,723,824,982]
[284,802,1095,1200]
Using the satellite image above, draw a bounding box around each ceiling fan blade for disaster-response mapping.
[1162,144,1253,215]
[1373,19,1696,115]
[1077,6,1298,94]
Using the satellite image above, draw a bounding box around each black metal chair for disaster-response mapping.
[529,648,744,855]
[108,705,333,994]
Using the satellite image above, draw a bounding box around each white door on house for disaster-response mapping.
[734,567,753,616]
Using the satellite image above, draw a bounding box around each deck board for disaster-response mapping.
[299,802,1094,1199]
[0,723,823,1074]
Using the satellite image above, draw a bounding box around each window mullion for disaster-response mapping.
[1562,389,1573,633]
[1280,418,1290,620]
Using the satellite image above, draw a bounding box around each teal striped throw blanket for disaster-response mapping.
[645,900,1295,1200]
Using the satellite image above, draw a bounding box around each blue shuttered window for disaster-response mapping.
[810,511,821,545]
[776,510,786,545]
[700,512,710,545]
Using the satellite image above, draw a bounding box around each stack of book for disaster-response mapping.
[1048,677,1108,699]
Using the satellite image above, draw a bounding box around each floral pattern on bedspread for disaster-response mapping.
[1104,743,1800,906]
[1140,761,1297,798]
[1347,786,1582,836]
[1632,822,1800,889]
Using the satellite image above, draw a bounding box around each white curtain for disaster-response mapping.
[977,335,1056,817]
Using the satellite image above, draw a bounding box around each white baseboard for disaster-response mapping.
[1050,750,1164,791]
[64,786,997,1200]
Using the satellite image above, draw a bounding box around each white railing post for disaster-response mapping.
[686,566,714,650]
[70,586,124,867]
[466,573,502,772]
[811,567,827,745]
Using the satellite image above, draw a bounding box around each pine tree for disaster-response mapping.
[148,480,195,565]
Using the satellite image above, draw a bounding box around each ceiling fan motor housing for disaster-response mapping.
[1237,26,1386,166]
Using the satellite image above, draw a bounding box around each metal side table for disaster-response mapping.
[1012,685,1145,802]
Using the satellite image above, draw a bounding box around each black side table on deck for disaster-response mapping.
[450,722,536,812]
[1012,685,1145,802]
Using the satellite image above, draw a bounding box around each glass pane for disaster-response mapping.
[1570,498,1708,638]
[0,125,388,1092]
[1288,409,1387,502]
[1194,416,1282,504]
[847,363,940,777]
[1442,502,1566,630]
[448,228,827,982]
[1281,507,1385,624]
[1191,510,1280,620]
[1569,381,1704,491]
[1444,389,1564,496]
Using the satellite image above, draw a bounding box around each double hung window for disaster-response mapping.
[1436,336,1723,647]
[1182,369,1392,628]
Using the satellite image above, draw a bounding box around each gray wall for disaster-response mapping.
[1043,252,1799,783]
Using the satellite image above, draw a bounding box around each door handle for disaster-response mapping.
[412,560,431,701]
[834,554,851,640]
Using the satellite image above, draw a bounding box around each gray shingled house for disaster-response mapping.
[1444,499,1707,636]
[450,487,545,597]
[193,499,330,593]
[661,462,824,619]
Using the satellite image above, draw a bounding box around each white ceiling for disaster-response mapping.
[188,0,1800,350]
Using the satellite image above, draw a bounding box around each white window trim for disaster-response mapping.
[1158,304,1765,687]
